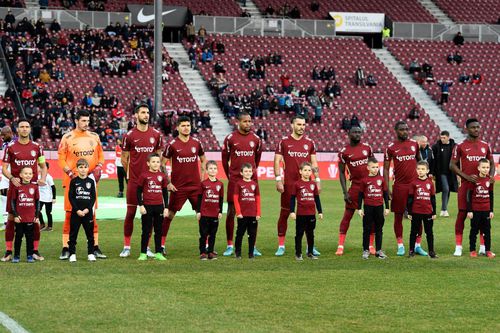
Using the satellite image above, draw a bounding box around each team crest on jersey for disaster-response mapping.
[377,180,382,186]
[411,146,416,152]
[29,188,34,195]
[86,182,91,189]
[486,181,490,188]
[304,144,309,150]
[251,185,255,191]
[362,150,368,156]
[310,184,315,190]
[157,175,163,182]
[481,147,486,154]
[249,141,255,148]
[216,185,221,191]
[150,137,155,144]
[30,150,36,157]
[426,184,431,190]
[89,140,95,147]
[191,147,196,153]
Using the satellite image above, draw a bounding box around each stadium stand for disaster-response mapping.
[190,35,440,152]
[47,0,242,16]
[0,25,220,150]
[386,39,500,151]
[253,0,438,22]
[433,0,500,24]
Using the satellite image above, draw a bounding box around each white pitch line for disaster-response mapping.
[0,312,30,333]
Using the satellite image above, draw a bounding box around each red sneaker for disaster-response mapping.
[486,251,496,258]
[335,246,344,256]
[470,251,478,258]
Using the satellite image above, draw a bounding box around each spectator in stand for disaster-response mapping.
[355,67,366,87]
[201,48,213,63]
[366,74,377,87]
[453,32,464,46]
[162,69,169,83]
[241,10,251,18]
[265,81,275,96]
[341,115,351,131]
[311,66,321,80]
[82,92,92,107]
[437,80,453,104]
[256,126,268,143]
[198,26,207,45]
[39,69,51,83]
[409,59,421,74]
[458,72,470,83]
[471,73,482,84]
[454,51,463,65]
[214,60,225,74]
[308,92,322,123]
[310,1,320,11]
[332,80,342,98]
[215,40,225,54]
[289,6,301,19]
[5,10,15,25]
[186,22,196,43]
[408,106,420,120]
[93,82,105,96]
[265,5,275,16]
[350,114,360,128]
[382,26,391,40]
[431,131,457,216]
[280,73,291,93]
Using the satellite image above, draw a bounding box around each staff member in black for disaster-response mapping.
[431,131,457,217]
[68,159,97,263]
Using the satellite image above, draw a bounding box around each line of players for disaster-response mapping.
[0,105,495,260]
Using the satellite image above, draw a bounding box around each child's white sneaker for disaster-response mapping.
[88,254,97,262]
[69,254,77,262]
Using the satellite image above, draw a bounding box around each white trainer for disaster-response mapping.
[69,254,77,262]
[88,254,97,262]
[119,248,131,258]
[453,246,462,257]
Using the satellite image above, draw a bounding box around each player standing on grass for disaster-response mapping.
[384,121,426,256]
[335,126,374,256]
[57,110,106,260]
[221,112,262,257]
[450,118,494,256]
[273,115,320,256]
[161,116,206,255]
[119,104,163,258]
[0,126,15,231]
[1,119,47,262]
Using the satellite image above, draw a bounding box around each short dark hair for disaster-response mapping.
[440,130,450,136]
[367,157,378,164]
[291,115,305,123]
[76,110,90,120]
[417,160,429,169]
[240,163,253,171]
[466,118,479,127]
[177,116,191,125]
[206,160,217,168]
[76,158,89,167]
[394,121,407,130]
[237,111,251,120]
[134,103,149,114]
[147,152,160,161]
[478,158,490,165]
[299,161,312,170]
[17,118,30,126]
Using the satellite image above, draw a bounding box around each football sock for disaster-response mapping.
[124,206,137,247]
[161,215,173,247]
[338,233,346,247]
[278,236,285,247]
[455,234,463,246]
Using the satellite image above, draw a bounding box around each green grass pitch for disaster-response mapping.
[1,179,499,333]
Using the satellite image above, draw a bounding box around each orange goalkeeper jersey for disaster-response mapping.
[57,129,104,188]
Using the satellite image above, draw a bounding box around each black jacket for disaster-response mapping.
[431,139,458,193]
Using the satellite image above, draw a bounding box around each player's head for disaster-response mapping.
[367,157,379,175]
[477,158,490,177]
[240,162,253,180]
[206,160,218,177]
[440,130,450,144]
[177,116,191,137]
[465,118,480,138]
[76,158,89,177]
[290,115,306,137]
[237,112,252,134]
[416,160,429,178]
[299,161,312,180]
[17,118,31,139]
[75,110,90,132]
[134,103,150,125]
[19,166,33,183]
[146,152,161,171]
[394,121,409,140]
[0,126,13,142]
[348,126,362,144]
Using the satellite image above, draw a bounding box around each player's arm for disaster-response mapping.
[68,179,79,211]
[274,153,284,193]
[338,160,350,203]
[488,156,495,183]
[449,159,474,182]
[199,154,207,181]
[37,157,47,184]
[406,194,414,217]
[57,135,76,178]
[255,138,263,167]
[221,138,230,178]
[121,151,130,177]
[383,159,391,198]
[310,154,321,192]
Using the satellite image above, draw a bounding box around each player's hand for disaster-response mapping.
[489,212,494,219]
[65,169,76,179]
[139,206,147,215]
[316,181,322,193]
[196,212,201,220]
[343,192,352,204]
[256,216,261,221]
[52,199,56,204]
[276,180,284,193]
[431,215,436,220]
[490,176,496,184]
[14,216,21,223]
[37,179,46,186]
[290,212,296,220]
[388,188,393,200]
[384,209,390,216]
[466,174,478,183]
[358,210,364,217]
[83,208,89,215]
[236,214,243,219]
[77,210,84,217]
[467,212,473,219]
[218,213,222,219]
[428,174,434,180]
[318,213,323,220]
[11,177,21,187]
[92,165,102,183]
[408,214,412,221]
[34,217,40,223]
[163,208,169,217]
[167,183,177,192]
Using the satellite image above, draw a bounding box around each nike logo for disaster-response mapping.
[176,149,182,152]
[465,148,471,151]
[288,145,294,148]
[137,9,176,23]
[233,143,239,146]
[348,154,354,158]
[14,152,20,155]
[394,149,401,153]
[134,139,141,143]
